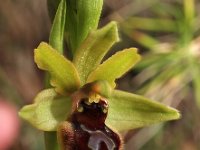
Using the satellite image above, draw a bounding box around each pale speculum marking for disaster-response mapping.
[80,124,116,150]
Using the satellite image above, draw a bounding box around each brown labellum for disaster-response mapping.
[58,83,123,150]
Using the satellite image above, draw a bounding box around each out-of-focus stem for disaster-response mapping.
[184,0,195,23]
[44,132,59,150]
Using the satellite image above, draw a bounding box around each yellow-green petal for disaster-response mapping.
[106,90,180,131]
[34,42,80,95]
[19,89,72,131]
[87,48,141,88]
[73,22,119,85]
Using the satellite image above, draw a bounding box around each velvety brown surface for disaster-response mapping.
[60,99,122,150]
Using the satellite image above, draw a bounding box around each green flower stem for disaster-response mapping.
[43,90,59,150]
[44,132,59,150]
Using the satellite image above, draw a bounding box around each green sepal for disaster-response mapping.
[87,48,141,88]
[73,22,119,84]
[19,89,72,131]
[34,42,80,95]
[49,0,66,53]
[106,90,180,131]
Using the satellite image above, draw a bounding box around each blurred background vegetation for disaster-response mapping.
[0,0,200,149]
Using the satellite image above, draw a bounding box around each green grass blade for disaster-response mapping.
[123,17,176,32]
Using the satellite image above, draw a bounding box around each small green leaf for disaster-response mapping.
[48,0,103,53]
[65,0,77,53]
[106,90,180,131]
[49,0,66,53]
[87,48,141,87]
[34,42,80,95]
[73,22,119,84]
[76,0,103,50]
[65,0,103,53]
[19,89,71,131]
